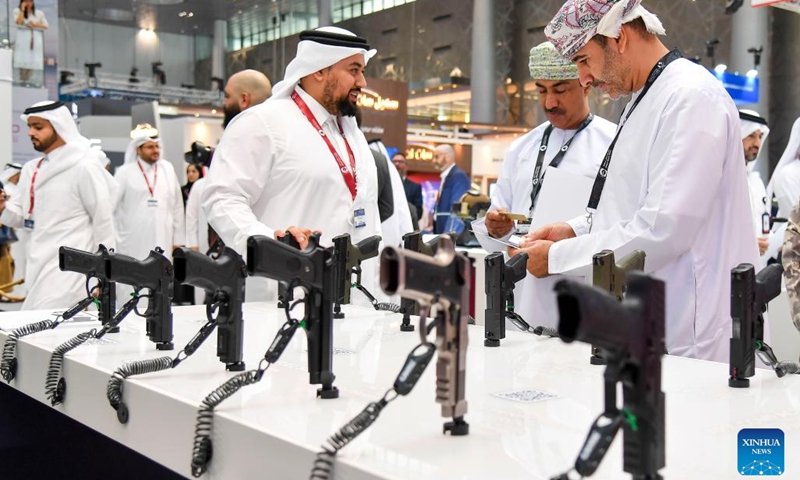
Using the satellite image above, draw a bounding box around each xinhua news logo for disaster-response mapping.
[738,428,784,476]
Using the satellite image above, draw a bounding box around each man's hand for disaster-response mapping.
[485,209,514,239]
[758,237,769,256]
[275,226,315,249]
[521,222,575,247]
[509,239,553,278]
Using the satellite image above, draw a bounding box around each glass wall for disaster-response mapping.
[227,0,417,51]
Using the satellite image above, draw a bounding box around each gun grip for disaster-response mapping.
[506,252,528,283]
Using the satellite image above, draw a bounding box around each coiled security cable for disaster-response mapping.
[44,329,97,406]
[1,319,55,382]
[107,356,174,423]
[106,296,227,424]
[190,279,305,477]
[532,325,560,338]
[309,302,441,480]
[352,283,404,314]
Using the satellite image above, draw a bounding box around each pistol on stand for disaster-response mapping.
[331,233,382,318]
[381,236,470,435]
[484,251,529,346]
[247,235,339,399]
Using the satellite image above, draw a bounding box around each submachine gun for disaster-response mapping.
[552,272,666,480]
[729,263,800,387]
[589,249,646,365]
[484,251,529,346]
[331,233,385,318]
[309,236,471,480]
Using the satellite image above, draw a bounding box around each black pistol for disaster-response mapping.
[484,251,529,346]
[729,263,792,386]
[58,244,117,328]
[173,247,247,371]
[554,273,666,479]
[247,235,339,399]
[104,248,175,350]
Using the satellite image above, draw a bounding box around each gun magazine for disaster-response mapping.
[191,369,261,478]
[310,399,388,480]
[107,356,173,411]
[1,319,55,382]
[44,329,97,406]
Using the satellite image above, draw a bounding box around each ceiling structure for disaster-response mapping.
[58,0,319,37]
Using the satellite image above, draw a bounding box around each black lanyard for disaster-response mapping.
[529,114,595,212]
[585,49,683,229]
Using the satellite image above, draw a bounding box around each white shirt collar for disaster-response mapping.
[440,164,455,180]
[137,157,158,171]
[295,85,338,128]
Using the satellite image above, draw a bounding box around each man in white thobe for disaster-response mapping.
[739,110,771,261]
[472,41,616,329]
[769,117,800,220]
[520,0,759,363]
[113,126,185,264]
[0,101,116,310]
[202,26,384,304]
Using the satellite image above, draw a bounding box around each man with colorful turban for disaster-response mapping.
[0,101,116,309]
[520,0,759,363]
[113,124,185,264]
[202,26,385,304]
[473,41,616,329]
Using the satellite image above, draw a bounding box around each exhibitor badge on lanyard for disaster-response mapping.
[291,91,363,225]
[24,158,45,230]
[529,114,594,214]
[137,161,159,207]
[584,49,682,231]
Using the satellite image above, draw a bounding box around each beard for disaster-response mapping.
[594,47,630,100]
[322,78,360,117]
[222,104,241,128]
[32,132,58,152]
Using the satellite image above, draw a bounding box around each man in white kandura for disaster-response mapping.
[113,124,185,263]
[738,110,771,261]
[202,26,384,303]
[0,101,116,310]
[473,41,616,329]
[769,117,800,220]
[518,0,759,363]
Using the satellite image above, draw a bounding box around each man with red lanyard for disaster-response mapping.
[113,124,185,271]
[202,26,384,304]
[0,100,115,310]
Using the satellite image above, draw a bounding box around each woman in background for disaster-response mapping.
[13,0,48,85]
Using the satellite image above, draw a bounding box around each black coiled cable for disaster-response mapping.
[191,369,262,477]
[107,356,173,421]
[533,325,560,337]
[373,302,404,313]
[44,329,97,406]
[776,361,800,375]
[310,399,389,480]
[1,319,55,382]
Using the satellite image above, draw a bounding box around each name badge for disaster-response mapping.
[353,208,366,229]
[23,219,34,230]
[147,198,159,208]
[762,213,770,235]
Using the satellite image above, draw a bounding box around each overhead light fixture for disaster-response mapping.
[714,64,728,74]
[746,69,759,78]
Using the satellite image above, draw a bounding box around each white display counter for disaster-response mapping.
[1,303,798,480]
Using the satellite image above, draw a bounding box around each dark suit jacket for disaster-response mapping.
[371,149,394,222]
[434,165,470,234]
[402,178,423,219]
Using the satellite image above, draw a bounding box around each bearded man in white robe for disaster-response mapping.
[0,101,116,310]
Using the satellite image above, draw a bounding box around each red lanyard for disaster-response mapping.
[28,158,44,217]
[137,161,158,197]
[291,91,358,200]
